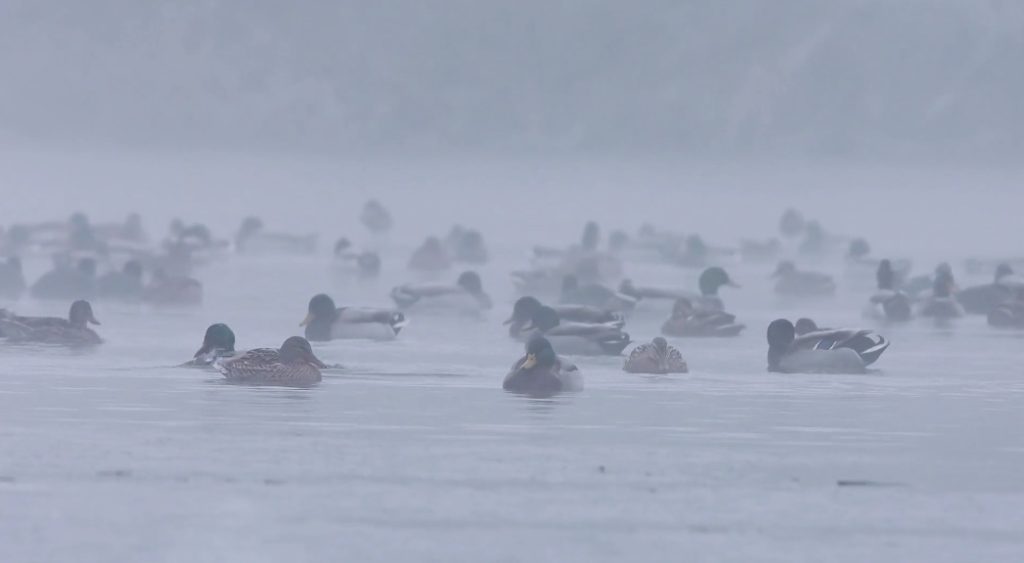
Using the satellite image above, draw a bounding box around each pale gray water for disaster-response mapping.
[3,251,1024,562]
[1,156,1024,562]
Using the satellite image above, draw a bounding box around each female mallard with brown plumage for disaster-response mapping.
[623,337,688,374]
[216,336,326,387]
[0,300,102,346]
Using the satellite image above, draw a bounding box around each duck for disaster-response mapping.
[390,271,493,314]
[333,238,382,278]
[772,261,836,297]
[766,319,888,374]
[918,268,964,319]
[693,267,741,311]
[957,263,1024,315]
[779,208,806,239]
[618,278,695,303]
[216,336,325,387]
[560,275,637,314]
[845,241,912,290]
[740,238,782,263]
[503,336,583,396]
[504,296,623,341]
[96,260,145,302]
[904,263,951,300]
[788,318,890,366]
[235,216,317,255]
[301,294,407,341]
[143,269,203,306]
[445,226,489,264]
[31,257,97,301]
[660,298,745,337]
[183,323,238,367]
[0,300,102,346]
[519,305,630,356]
[361,200,393,234]
[623,337,688,374]
[672,235,713,268]
[797,221,833,258]
[408,236,452,272]
[864,260,912,322]
[987,288,1024,329]
[510,267,563,298]
[0,256,26,300]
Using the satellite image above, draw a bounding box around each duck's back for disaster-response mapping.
[776,348,866,374]
[218,348,321,386]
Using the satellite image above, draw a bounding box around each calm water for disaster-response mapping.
[2,241,1023,563]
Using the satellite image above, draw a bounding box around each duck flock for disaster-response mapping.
[1,203,1021,397]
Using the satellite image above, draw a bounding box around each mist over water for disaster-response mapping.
[2,3,1024,563]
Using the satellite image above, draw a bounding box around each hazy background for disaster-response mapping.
[0,0,1022,258]
[2,0,1023,159]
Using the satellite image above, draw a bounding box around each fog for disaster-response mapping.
[2,0,1023,158]
[3,4,1024,563]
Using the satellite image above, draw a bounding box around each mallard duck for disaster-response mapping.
[96,260,144,301]
[988,289,1024,328]
[779,209,806,238]
[503,336,583,396]
[333,239,381,278]
[445,226,489,264]
[919,269,964,318]
[183,323,238,367]
[504,296,623,340]
[216,336,325,387]
[361,200,393,234]
[618,279,696,303]
[772,261,836,297]
[694,267,740,311]
[0,256,26,300]
[520,305,630,356]
[766,318,889,374]
[797,221,834,258]
[661,298,745,337]
[390,271,492,314]
[143,269,202,306]
[31,257,97,300]
[235,216,317,255]
[864,260,912,321]
[301,294,406,341]
[510,267,562,298]
[408,236,452,272]
[957,264,1024,315]
[623,337,688,374]
[0,300,102,346]
[740,238,782,263]
[560,275,637,314]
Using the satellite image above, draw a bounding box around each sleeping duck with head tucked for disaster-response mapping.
[518,305,630,356]
[766,318,889,374]
[216,336,326,387]
[0,300,102,346]
[302,294,407,341]
[504,296,623,341]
